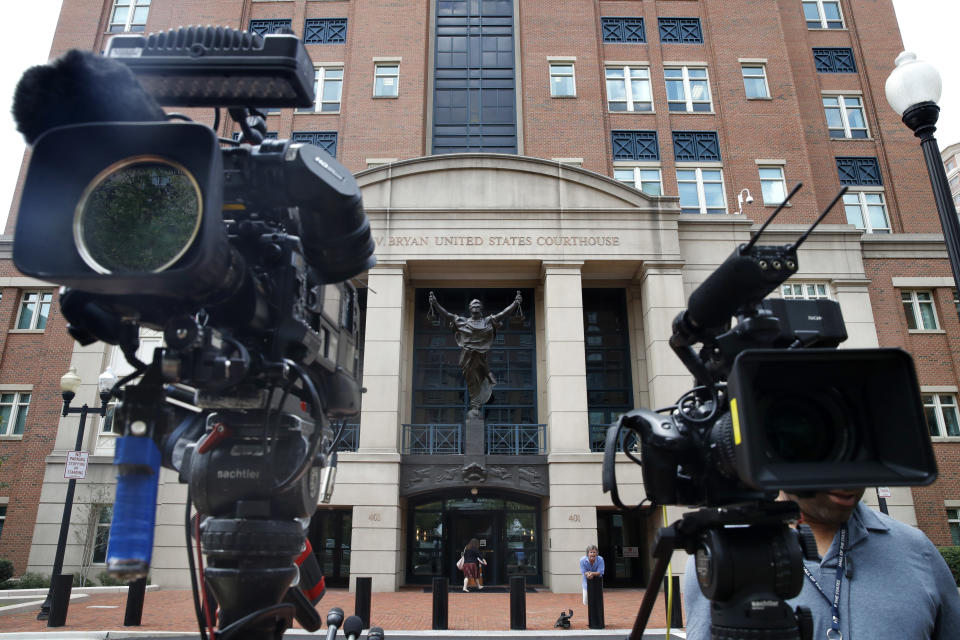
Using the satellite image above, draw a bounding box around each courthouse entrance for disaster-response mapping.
[407,493,541,585]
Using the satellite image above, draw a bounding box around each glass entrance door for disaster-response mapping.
[308,508,352,588]
[597,510,648,587]
[451,511,502,585]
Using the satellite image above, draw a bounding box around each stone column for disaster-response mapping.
[346,262,405,591]
[638,262,691,410]
[541,262,593,592]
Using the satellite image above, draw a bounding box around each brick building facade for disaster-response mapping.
[1,0,957,590]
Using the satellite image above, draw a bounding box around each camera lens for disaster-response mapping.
[75,156,202,274]
[759,392,853,464]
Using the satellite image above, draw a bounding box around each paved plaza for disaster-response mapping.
[0,587,686,637]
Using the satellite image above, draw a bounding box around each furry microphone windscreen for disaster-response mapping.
[12,49,167,145]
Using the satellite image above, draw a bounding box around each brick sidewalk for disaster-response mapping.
[0,588,682,634]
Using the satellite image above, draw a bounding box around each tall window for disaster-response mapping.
[843,191,889,233]
[923,394,960,437]
[16,291,52,330]
[433,0,516,154]
[374,64,400,97]
[606,66,652,112]
[782,282,829,300]
[677,168,726,214]
[92,505,113,564]
[549,63,576,97]
[824,95,868,138]
[614,168,662,196]
[665,67,711,112]
[741,64,769,99]
[584,289,633,452]
[0,505,6,540]
[0,393,30,436]
[902,290,938,330]
[803,0,844,29]
[412,289,535,425]
[759,166,787,205]
[109,0,150,32]
[297,67,343,113]
[948,508,960,545]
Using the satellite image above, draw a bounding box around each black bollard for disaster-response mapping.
[47,573,73,628]
[663,575,683,627]
[124,577,148,626]
[586,576,604,629]
[355,576,372,628]
[431,577,448,630]
[509,576,526,630]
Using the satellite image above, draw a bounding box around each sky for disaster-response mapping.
[0,1,957,232]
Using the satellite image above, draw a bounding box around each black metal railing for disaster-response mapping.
[589,423,639,453]
[486,423,546,455]
[401,423,463,454]
[334,423,360,452]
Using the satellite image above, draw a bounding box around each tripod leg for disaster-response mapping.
[629,553,671,640]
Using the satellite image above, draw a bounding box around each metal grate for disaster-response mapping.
[813,47,856,73]
[672,131,721,162]
[486,424,546,455]
[402,424,463,454]
[836,157,882,186]
[659,17,703,43]
[292,131,338,156]
[611,130,659,161]
[304,18,347,44]
[249,19,292,37]
[601,17,646,43]
[589,424,639,453]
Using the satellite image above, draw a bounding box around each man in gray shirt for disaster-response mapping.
[683,489,960,639]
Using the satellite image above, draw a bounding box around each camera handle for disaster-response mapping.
[629,502,816,640]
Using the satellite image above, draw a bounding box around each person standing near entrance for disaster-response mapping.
[579,544,605,605]
[461,538,487,592]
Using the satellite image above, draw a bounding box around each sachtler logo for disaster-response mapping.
[217,469,261,480]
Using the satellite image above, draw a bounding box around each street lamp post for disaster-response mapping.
[885,51,960,289]
[37,367,117,621]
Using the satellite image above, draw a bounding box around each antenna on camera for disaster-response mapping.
[787,186,849,253]
[742,182,803,253]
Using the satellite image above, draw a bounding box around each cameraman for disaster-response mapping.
[683,489,960,639]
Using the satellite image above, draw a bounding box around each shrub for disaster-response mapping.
[13,572,51,589]
[97,571,126,587]
[0,559,13,584]
[938,546,960,586]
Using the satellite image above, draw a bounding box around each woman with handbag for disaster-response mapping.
[460,538,486,592]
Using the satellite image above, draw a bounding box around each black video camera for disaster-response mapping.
[602,185,937,640]
[12,27,374,640]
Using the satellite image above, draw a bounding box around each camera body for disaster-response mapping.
[603,232,937,510]
[12,27,375,638]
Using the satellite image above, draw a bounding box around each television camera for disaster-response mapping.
[602,184,938,640]
[12,27,375,640]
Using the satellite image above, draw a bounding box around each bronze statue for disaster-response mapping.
[428,291,523,416]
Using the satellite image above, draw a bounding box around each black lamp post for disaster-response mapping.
[37,367,117,621]
[885,51,960,289]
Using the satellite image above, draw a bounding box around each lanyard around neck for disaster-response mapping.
[802,524,848,640]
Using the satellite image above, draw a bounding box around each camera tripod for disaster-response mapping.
[629,501,817,640]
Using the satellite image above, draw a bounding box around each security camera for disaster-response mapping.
[745,194,754,204]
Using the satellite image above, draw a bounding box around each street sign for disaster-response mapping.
[64,451,89,479]
[877,487,892,498]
